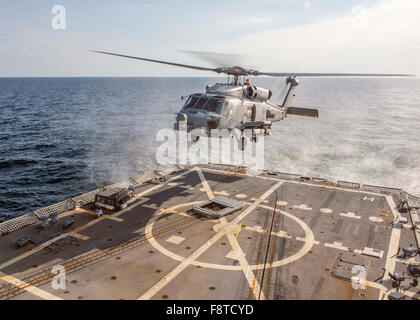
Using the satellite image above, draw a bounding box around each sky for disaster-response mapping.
[0,0,419,76]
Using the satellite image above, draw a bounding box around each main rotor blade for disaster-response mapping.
[256,72,415,77]
[183,51,245,68]
[92,51,219,73]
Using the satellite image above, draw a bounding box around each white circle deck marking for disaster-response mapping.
[146,202,314,271]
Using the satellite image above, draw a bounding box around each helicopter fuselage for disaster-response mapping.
[174,81,291,137]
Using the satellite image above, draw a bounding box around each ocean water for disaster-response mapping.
[0,77,419,221]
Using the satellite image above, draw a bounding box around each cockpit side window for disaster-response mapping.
[205,99,226,114]
[221,101,232,116]
[184,95,199,109]
[205,99,219,113]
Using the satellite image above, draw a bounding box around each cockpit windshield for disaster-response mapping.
[184,95,200,109]
[193,97,208,110]
[183,95,226,114]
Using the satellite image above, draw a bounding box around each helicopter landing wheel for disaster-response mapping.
[236,131,247,151]
[239,136,247,151]
[230,130,248,151]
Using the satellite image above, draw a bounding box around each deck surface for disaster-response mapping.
[0,165,419,300]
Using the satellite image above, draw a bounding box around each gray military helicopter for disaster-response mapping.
[94,50,412,144]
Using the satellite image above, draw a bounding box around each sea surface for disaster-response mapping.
[0,77,419,221]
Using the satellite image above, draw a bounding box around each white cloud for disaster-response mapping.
[217,0,420,75]
[233,17,269,26]
[304,1,311,9]
[249,17,269,24]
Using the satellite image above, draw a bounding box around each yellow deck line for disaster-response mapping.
[103,216,124,222]
[0,272,62,300]
[196,167,266,299]
[195,166,214,199]
[231,224,242,250]
[69,232,90,241]
[0,234,67,270]
[225,225,266,300]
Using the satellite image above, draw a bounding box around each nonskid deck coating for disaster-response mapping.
[0,165,419,300]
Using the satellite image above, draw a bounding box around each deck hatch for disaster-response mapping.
[331,253,368,282]
[192,196,244,218]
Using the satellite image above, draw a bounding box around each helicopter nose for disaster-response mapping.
[206,116,220,129]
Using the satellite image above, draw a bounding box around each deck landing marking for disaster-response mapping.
[0,234,66,270]
[251,198,268,203]
[214,191,230,196]
[363,196,375,202]
[324,242,349,251]
[0,271,62,300]
[195,167,214,200]
[195,168,265,299]
[339,212,361,219]
[145,198,314,272]
[166,236,185,245]
[143,203,159,209]
[138,181,282,300]
[103,216,124,222]
[295,236,320,245]
[167,182,179,187]
[225,250,246,260]
[179,184,194,190]
[245,226,292,239]
[69,232,90,241]
[362,247,384,259]
[231,224,242,250]
[293,204,312,211]
[5,167,410,300]
[274,230,291,239]
[200,167,387,198]
[223,219,265,300]
[320,208,332,214]
[0,169,196,272]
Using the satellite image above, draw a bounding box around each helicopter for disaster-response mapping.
[93,50,412,143]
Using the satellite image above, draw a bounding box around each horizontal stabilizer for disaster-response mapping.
[286,107,319,118]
